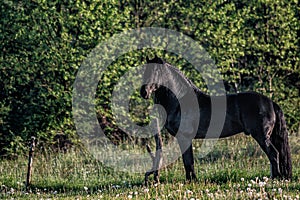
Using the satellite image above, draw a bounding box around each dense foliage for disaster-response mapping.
[1,0,299,156]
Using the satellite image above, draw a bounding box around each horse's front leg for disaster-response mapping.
[178,137,197,181]
[144,133,163,185]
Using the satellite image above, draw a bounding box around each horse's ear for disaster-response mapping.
[155,56,165,64]
[146,56,150,63]
[146,55,165,64]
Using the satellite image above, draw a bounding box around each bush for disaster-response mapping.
[0,0,299,156]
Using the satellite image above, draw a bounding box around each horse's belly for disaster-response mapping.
[219,116,244,138]
[195,115,244,139]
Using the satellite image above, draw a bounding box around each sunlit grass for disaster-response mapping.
[0,134,299,199]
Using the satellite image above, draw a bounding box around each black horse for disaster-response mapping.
[141,56,292,183]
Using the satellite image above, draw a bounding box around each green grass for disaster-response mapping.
[0,134,299,199]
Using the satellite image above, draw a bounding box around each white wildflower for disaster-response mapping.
[248,191,253,197]
[185,190,193,195]
[258,181,266,187]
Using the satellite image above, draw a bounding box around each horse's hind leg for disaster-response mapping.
[254,136,281,178]
[251,119,281,178]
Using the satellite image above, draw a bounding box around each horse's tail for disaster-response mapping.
[272,102,292,179]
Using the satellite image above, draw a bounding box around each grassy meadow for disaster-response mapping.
[0,134,299,200]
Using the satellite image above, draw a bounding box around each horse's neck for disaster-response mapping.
[164,66,192,99]
[159,63,210,102]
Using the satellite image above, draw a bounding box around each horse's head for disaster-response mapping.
[140,56,193,100]
[140,56,165,99]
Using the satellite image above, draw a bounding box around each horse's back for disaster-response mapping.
[237,91,274,115]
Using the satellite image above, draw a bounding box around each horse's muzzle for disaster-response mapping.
[140,85,149,99]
